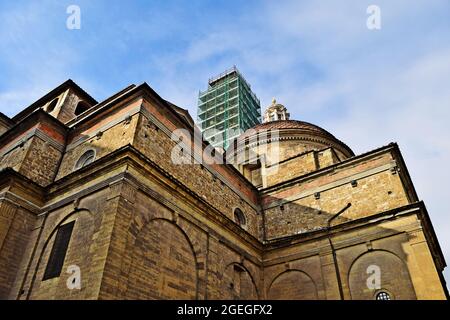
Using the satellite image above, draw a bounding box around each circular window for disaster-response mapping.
[233,208,246,227]
[376,291,391,300]
[75,150,96,170]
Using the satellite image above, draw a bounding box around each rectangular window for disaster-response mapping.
[43,221,75,280]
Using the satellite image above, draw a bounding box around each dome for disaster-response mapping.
[231,119,354,160]
[242,119,331,137]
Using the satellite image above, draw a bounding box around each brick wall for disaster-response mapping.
[18,136,62,186]
[0,200,37,299]
[0,139,31,172]
[97,179,262,300]
[15,188,111,300]
[56,89,82,123]
[262,151,409,239]
[133,105,261,239]
[0,84,445,300]
[56,113,139,180]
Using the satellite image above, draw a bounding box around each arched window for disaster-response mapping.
[75,150,95,170]
[233,208,246,227]
[376,291,391,300]
[74,100,90,116]
[46,98,59,113]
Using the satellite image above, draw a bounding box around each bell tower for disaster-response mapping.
[12,79,97,125]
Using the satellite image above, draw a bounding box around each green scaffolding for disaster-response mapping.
[197,66,261,150]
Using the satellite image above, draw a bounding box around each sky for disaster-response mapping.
[1,0,450,289]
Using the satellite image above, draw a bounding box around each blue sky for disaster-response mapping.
[1,1,450,288]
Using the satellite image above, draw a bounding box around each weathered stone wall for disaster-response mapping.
[99,185,206,299]
[238,140,311,168]
[267,147,341,184]
[263,243,325,300]
[0,139,31,172]
[125,219,198,299]
[18,136,62,186]
[133,101,261,239]
[266,151,317,187]
[97,179,262,300]
[317,148,340,167]
[236,137,347,170]
[262,151,409,239]
[56,89,84,124]
[263,212,446,300]
[0,135,63,187]
[0,200,36,299]
[206,239,261,300]
[267,270,318,300]
[334,215,436,299]
[0,112,67,187]
[11,187,112,300]
[56,109,140,180]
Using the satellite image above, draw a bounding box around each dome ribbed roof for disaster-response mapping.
[237,120,354,157]
[241,120,333,138]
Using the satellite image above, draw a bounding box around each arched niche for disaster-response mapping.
[124,218,198,299]
[268,269,318,300]
[220,262,259,300]
[348,250,416,300]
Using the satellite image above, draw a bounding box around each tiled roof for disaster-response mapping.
[236,120,354,157]
[241,120,336,139]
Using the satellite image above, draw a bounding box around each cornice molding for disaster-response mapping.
[0,127,65,158]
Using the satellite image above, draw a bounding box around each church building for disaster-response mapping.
[0,80,447,300]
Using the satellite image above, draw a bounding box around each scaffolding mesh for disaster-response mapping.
[197,66,261,150]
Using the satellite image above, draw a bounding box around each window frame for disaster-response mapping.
[74,149,96,170]
[233,208,247,228]
[42,221,75,281]
[375,290,393,300]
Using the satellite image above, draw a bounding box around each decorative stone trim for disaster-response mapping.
[234,132,353,158]
[65,103,142,152]
[139,106,261,212]
[0,128,65,158]
[263,162,396,209]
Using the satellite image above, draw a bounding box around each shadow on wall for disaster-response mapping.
[18,147,419,300]
[11,140,115,300]
[262,200,418,301]
[114,196,418,300]
[26,195,418,300]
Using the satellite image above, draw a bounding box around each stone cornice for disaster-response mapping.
[232,127,354,159]
[0,109,67,152]
[0,127,65,158]
[260,143,398,194]
[263,202,423,249]
[262,162,396,210]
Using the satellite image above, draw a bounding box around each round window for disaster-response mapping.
[233,208,246,227]
[376,291,391,300]
[75,150,95,169]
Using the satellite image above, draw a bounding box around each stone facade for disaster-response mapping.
[0,79,447,300]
